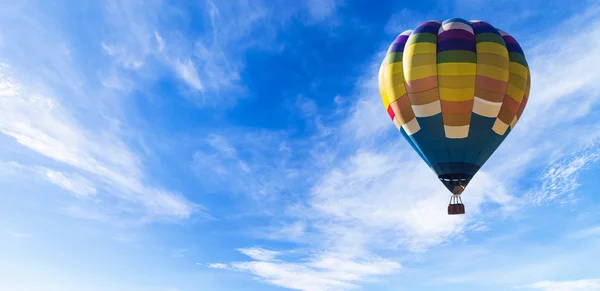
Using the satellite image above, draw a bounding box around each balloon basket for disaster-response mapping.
[448,194,465,215]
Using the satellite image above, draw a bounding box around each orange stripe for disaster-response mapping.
[502,95,521,114]
[497,107,515,124]
[440,99,474,114]
[408,87,439,105]
[390,95,416,124]
[442,113,472,126]
[405,76,438,93]
[476,75,507,94]
[475,87,505,102]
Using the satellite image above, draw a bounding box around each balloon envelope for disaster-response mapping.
[378,18,530,194]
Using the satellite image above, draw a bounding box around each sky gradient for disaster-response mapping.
[1,0,600,290]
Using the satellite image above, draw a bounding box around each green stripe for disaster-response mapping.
[384,52,403,65]
[437,50,477,63]
[509,52,528,68]
[406,33,437,46]
[475,33,505,46]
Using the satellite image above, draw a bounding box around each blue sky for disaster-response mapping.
[1,0,600,290]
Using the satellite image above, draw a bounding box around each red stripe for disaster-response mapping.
[387,105,395,120]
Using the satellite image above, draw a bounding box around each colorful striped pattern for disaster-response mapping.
[378,18,531,194]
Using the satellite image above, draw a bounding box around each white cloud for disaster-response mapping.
[170,249,189,259]
[306,0,340,22]
[527,141,600,205]
[5,230,32,238]
[99,0,276,106]
[191,131,303,202]
[208,263,228,269]
[528,279,600,291]
[0,69,196,220]
[0,2,200,223]
[45,170,97,198]
[218,249,400,291]
[154,31,165,52]
[519,6,600,127]
[174,59,204,92]
[237,247,281,261]
[569,226,600,240]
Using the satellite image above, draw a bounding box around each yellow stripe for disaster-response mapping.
[505,83,525,102]
[477,64,509,81]
[384,82,407,103]
[377,64,390,110]
[437,63,476,76]
[384,62,404,76]
[378,63,390,108]
[523,72,531,98]
[508,73,526,90]
[380,91,390,109]
[439,87,475,101]
[404,53,436,68]
[509,62,528,79]
[438,75,475,89]
[404,42,436,56]
[477,53,509,69]
[476,42,509,58]
[378,78,390,109]
[404,64,437,81]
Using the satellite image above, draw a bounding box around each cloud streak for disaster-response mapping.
[528,279,600,291]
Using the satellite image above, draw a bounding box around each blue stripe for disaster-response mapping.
[472,23,501,35]
[388,42,405,53]
[463,114,496,167]
[413,24,440,35]
[400,127,431,168]
[506,43,524,54]
[410,114,447,175]
[437,39,476,52]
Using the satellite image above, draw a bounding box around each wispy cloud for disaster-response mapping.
[527,141,600,205]
[174,59,204,92]
[0,1,201,223]
[306,0,341,22]
[569,226,600,240]
[44,170,97,198]
[5,230,32,239]
[0,68,196,220]
[527,279,600,291]
[191,131,305,204]
[237,247,281,262]
[214,248,400,291]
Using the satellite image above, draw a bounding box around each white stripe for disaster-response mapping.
[412,100,441,117]
[492,119,509,135]
[392,116,402,130]
[400,30,413,36]
[472,97,502,117]
[439,22,474,34]
[402,118,421,135]
[498,29,508,36]
[470,20,482,23]
[444,125,470,139]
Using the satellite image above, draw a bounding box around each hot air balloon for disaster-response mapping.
[378,18,530,215]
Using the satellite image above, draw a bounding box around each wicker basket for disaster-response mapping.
[448,194,465,215]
